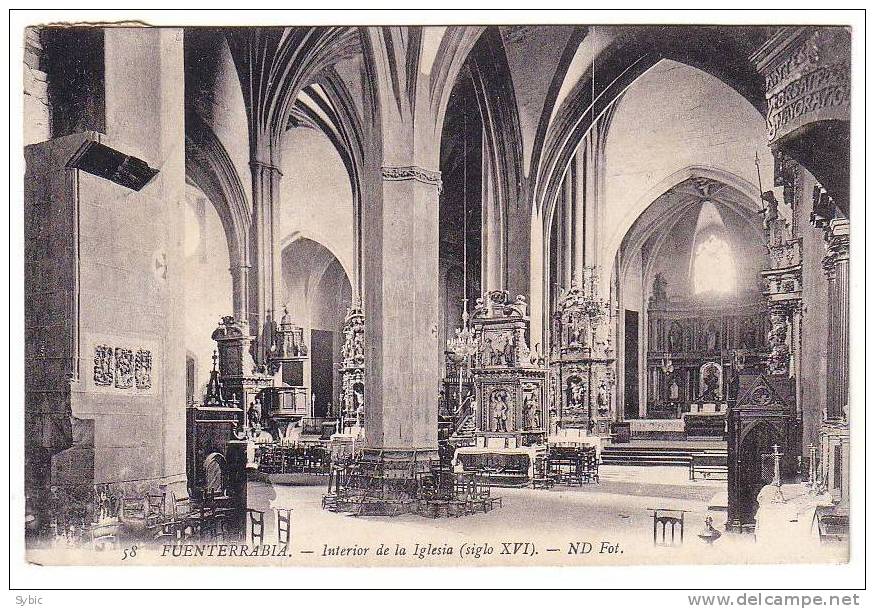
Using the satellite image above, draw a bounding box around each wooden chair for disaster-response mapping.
[652,509,685,546]
[532,458,555,489]
[143,491,165,534]
[198,490,229,541]
[153,492,192,544]
[276,508,292,546]
[89,521,120,551]
[247,508,265,546]
[580,447,600,484]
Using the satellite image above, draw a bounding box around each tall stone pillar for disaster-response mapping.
[481,137,504,293]
[229,262,252,323]
[583,126,599,266]
[25,27,188,537]
[560,174,573,289]
[572,149,586,287]
[816,214,849,505]
[248,158,281,367]
[363,165,443,465]
[822,219,849,421]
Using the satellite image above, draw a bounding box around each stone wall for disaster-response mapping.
[24,28,188,531]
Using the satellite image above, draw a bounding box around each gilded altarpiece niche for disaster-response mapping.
[551,273,615,435]
[469,291,549,444]
[340,304,365,429]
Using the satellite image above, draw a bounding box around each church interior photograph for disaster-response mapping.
[22,21,852,565]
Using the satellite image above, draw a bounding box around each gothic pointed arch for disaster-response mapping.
[185,110,252,320]
[533,26,773,218]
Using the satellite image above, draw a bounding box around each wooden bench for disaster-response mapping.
[689,452,728,480]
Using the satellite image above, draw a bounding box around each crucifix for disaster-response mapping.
[769,444,786,503]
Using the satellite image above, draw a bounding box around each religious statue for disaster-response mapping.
[524,393,541,429]
[596,381,610,416]
[700,365,721,401]
[668,322,683,353]
[482,337,496,367]
[650,273,668,306]
[767,312,790,375]
[706,324,719,353]
[491,390,509,432]
[669,378,680,401]
[568,377,585,409]
[247,399,261,430]
[353,383,364,417]
[459,389,475,417]
[501,331,515,366]
[548,406,559,436]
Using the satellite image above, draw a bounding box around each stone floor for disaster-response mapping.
[243,465,847,567]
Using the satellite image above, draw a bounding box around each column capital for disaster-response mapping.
[381,165,442,192]
[822,218,850,275]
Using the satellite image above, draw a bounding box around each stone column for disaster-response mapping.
[822,218,849,421]
[228,262,251,323]
[249,158,282,365]
[572,149,586,287]
[583,126,599,266]
[363,165,442,464]
[481,136,504,293]
[818,217,849,504]
[561,173,573,288]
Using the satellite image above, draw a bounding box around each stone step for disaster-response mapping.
[601,445,727,467]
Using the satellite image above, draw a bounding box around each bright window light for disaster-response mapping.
[693,234,735,295]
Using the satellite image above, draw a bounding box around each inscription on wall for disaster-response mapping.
[759,28,851,144]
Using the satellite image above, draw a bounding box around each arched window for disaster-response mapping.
[693,234,735,295]
[690,201,735,295]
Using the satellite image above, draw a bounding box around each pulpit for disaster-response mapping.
[262,307,312,434]
[468,291,549,445]
[185,353,248,535]
[727,372,799,532]
[211,316,274,431]
[550,275,615,436]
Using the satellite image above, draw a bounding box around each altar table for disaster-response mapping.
[452,446,540,487]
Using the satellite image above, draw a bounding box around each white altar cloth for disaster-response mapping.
[452,445,540,479]
[754,483,834,546]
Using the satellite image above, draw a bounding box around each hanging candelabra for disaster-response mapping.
[446,104,479,402]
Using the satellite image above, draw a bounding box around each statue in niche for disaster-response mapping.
[482,337,496,367]
[699,363,722,401]
[352,383,364,424]
[134,349,152,389]
[567,376,585,410]
[247,399,262,430]
[523,392,541,429]
[669,378,680,401]
[596,381,610,416]
[548,405,559,436]
[767,311,790,375]
[581,316,593,349]
[706,324,719,352]
[501,331,515,366]
[114,348,134,389]
[94,345,114,387]
[491,390,510,432]
[650,273,668,306]
[668,322,683,353]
